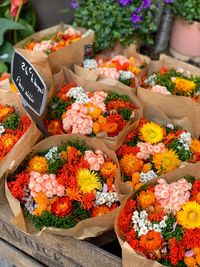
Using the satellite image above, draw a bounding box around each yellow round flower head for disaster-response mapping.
[140,122,164,144]
[173,77,196,95]
[177,201,200,230]
[77,168,102,193]
[153,149,181,174]
[28,156,48,173]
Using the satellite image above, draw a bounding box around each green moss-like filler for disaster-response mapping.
[105,91,131,104]
[73,201,90,220]
[119,107,132,121]
[48,158,63,174]
[47,97,71,120]
[168,139,192,161]
[119,78,131,86]
[184,175,195,184]
[26,211,77,230]
[4,112,20,130]
[161,215,184,241]
[126,135,140,147]
[159,259,186,267]
[67,139,89,154]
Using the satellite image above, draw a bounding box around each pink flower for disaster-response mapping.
[84,150,105,171]
[10,0,27,18]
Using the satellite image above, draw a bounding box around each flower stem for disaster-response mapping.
[14,0,24,44]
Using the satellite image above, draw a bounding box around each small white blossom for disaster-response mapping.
[0,123,5,135]
[153,224,162,233]
[178,132,191,151]
[95,192,118,207]
[138,226,148,236]
[45,146,59,161]
[145,74,157,86]
[140,170,157,183]
[67,86,90,104]
[83,59,98,69]
[119,70,134,80]
[167,123,174,129]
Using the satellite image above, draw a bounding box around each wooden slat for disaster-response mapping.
[0,190,121,267]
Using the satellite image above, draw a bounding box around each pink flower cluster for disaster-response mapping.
[89,91,108,112]
[33,40,53,52]
[154,178,192,214]
[136,142,166,160]
[62,103,93,134]
[96,67,120,80]
[29,171,65,198]
[111,55,129,65]
[151,85,171,95]
[84,150,105,171]
[64,27,81,37]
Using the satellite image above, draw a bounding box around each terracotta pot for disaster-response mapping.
[170,18,200,60]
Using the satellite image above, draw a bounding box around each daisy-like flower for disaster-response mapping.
[119,70,135,80]
[177,201,200,229]
[83,59,97,69]
[77,168,102,193]
[140,122,164,144]
[0,123,5,134]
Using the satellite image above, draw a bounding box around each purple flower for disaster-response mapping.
[131,13,141,23]
[142,0,151,9]
[135,7,142,14]
[164,0,173,3]
[71,0,78,9]
[118,0,132,6]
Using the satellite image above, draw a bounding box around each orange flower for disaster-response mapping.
[47,119,63,135]
[184,256,197,267]
[132,172,140,185]
[141,163,152,173]
[137,190,156,209]
[86,103,102,120]
[100,161,117,177]
[163,132,176,145]
[120,153,143,176]
[0,106,15,121]
[0,134,16,152]
[190,139,200,154]
[33,192,50,216]
[66,187,83,202]
[28,156,48,173]
[51,196,72,217]
[196,192,200,203]
[92,122,101,134]
[101,122,118,134]
[139,231,162,252]
[90,204,117,217]
[98,115,107,125]
[134,182,143,190]
[195,253,200,265]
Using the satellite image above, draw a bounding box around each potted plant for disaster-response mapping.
[170,0,200,62]
[72,0,166,53]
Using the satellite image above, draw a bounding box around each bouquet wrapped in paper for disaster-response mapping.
[0,90,41,177]
[6,134,122,239]
[15,24,94,73]
[47,67,143,150]
[115,163,200,267]
[116,105,200,192]
[74,44,150,93]
[137,54,200,138]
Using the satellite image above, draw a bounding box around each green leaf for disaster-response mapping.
[18,18,34,39]
[0,62,8,74]
[0,18,25,46]
[0,41,14,63]
[0,0,10,8]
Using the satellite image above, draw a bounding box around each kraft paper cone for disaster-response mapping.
[114,163,200,267]
[5,134,122,239]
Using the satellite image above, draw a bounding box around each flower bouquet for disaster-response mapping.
[74,44,150,93]
[0,90,41,177]
[15,24,94,73]
[115,163,200,267]
[50,67,142,149]
[6,134,121,239]
[137,54,200,137]
[117,116,200,191]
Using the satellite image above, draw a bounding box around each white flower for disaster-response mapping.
[138,226,148,237]
[67,86,90,104]
[83,59,97,70]
[134,224,139,232]
[145,74,157,86]
[153,224,161,232]
[45,146,59,161]
[95,192,118,207]
[132,215,140,224]
[140,170,157,183]
[140,210,148,219]
[0,124,5,134]
[159,220,167,228]
[167,123,174,129]
[119,70,134,80]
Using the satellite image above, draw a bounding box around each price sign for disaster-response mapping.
[11,50,47,116]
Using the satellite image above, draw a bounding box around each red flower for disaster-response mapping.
[82,192,95,210]
[90,203,118,217]
[7,172,30,200]
[181,229,200,250]
[117,144,140,157]
[106,99,132,112]
[118,199,136,234]
[51,196,72,217]
[168,238,184,266]
[46,119,63,135]
[190,180,200,201]
[57,82,77,101]
[105,114,127,137]
[160,67,169,75]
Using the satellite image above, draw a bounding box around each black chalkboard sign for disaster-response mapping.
[11,50,47,116]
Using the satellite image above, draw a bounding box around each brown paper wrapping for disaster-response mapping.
[137,54,200,138]
[5,134,122,239]
[74,44,150,94]
[15,24,95,74]
[114,163,200,267]
[0,90,42,178]
[53,67,143,150]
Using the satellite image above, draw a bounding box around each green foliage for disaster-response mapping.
[119,78,131,86]
[171,0,200,22]
[0,0,35,72]
[26,211,77,230]
[168,139,192,161]
[73,201,90,220]
[48,158,63,174]
[105,91,131,104]
[161,215,184,241]
[73,0,159,52]
[67,139,90,154]
[119,107,132,121]
[48,97,71,120]
[3,112,20,130]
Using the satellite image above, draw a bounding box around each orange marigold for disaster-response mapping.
[100,161,117,177]
[33,192,50,216]
[137,190,156,209]
[101,122,118,134]
[47,119,63,135]
[190,139,200,154]
[28,156,48,173]
[90,204,117,217]
[0,134,16,152]
[184,256,197,267]
[141,163,152,173]
[120,153,143,177]
[134,182,143,191]
[139,231,162,252]
[132,172,140,185]
[51,196,72,217]
[195,253,200,265]
[92,122,101,134]
[0,105,15,121]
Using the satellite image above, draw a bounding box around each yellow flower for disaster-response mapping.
[173,77,196,95]
[28,156,48,173]
[128,65,139,76]
[177,201,200,229]
[85,103,102,120]
[153,149,181,174]
[33,192,50,216]
[140,122,164,144]
[190,139,200,153]
[77,168,102,193]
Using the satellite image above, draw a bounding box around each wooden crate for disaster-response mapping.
[0,190,122,267]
